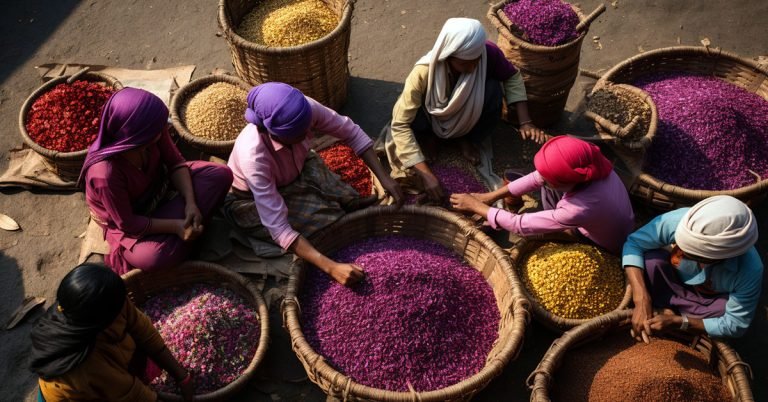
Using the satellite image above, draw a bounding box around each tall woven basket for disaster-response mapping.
[170,74,251,159]
[508,239,632,332]
[282,205,531,401]
[218,0,353,110]
[594,46,768,210]
[18,68,123,182]
[487,1,605,127]
[527,310,755,402]
[122,261,270,402]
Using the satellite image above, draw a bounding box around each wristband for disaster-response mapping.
[519,120,533,127]
[680,314,689,331]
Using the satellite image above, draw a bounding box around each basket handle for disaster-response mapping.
[579,68,604,81]
[576,4,606,32]
[585,111,641,138]
[66,66,90,84]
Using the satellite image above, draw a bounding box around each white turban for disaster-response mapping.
[415,18,488,139]
[675,195,758,260]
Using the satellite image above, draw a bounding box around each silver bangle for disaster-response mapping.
[680,314,689,331]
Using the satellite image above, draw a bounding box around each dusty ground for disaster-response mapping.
[1,1,767,401]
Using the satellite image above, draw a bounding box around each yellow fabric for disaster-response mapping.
[39,300,165,402]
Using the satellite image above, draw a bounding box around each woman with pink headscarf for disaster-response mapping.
[79,88,233,275]
[226,83,403,287]
[450,136,634,254]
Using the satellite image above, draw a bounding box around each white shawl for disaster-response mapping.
[416,18,487,139]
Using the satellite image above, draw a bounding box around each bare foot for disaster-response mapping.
[459,140,480,165]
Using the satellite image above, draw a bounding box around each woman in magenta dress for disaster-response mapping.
[79,88,233,274]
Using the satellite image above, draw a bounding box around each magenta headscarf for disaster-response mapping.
[533,136,613,188]
[78,88,169,185]
[244,82,312,141]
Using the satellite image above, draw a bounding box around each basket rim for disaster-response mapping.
[586,82,659,150]
[282,204,530,401]
[169,74,252,151]
[121,261,270,402]
[487,0,589,52]
[509,239,633,332]
[18,72,123,159]
[596,46,768,200]
[217,0,353,54]
[528,309,754,402]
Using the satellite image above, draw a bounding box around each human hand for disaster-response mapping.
[176,219,202,242]
[630,297,654,343]
[519,122,549,144]
[645,313,681,334]
[472,192,497,206]
[178,371,195,401]
[380,176,405,208]
[416,170,444,203]
[330,263,366,287]
[449,193,485,214]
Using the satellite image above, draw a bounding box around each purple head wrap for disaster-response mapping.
[78,88,169,185]
[244,83,312,141]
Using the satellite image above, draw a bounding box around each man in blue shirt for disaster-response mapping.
[622,195,762,339]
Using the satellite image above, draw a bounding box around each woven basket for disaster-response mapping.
[218,0,352,110]
[508,239,632,332]
[487,1,605,127]
[527,309,755,402]
[282,205,531,401]
[170,74,251,158]
[18,68,123,182]
[594,46,768,210]
[122,261,270,402]
[584,82,658,152]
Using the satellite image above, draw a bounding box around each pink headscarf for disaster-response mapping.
[78,88,169,185]
[533,136,613,188]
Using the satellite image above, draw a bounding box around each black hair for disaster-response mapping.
[57,263,127,327]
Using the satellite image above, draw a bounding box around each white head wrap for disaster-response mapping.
[675,195,758,260]
[415,18,487,139]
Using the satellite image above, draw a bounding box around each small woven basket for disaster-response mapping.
[18,68,123,182]
[594,46,768,210]
[508,239,632,332]
[527,309,755,402]
[122,261,270,402]
[217,0,353,110]
[282,205,531,401]
[170,74,251,158]
[487,1,605,127]
[584,82,658,152]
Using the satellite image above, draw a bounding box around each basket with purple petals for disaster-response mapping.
[282,205,530,401]
[122,261,269,401]
[593,46,768,210]
[487,0,606,127]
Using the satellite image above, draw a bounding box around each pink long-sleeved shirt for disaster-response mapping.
[228,97,373,250]
[486,171,634,254]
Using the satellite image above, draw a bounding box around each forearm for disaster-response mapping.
[625,266,651,303]
[170,166,196,207]
[513,101,533,125]
[147,218,181,235]
[289,236,336,273]
[486,186,511,202]
[412,161,433,177]
[360,147,390,183]
[151,347,188,382]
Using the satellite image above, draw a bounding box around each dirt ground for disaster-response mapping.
[1,1,767,401]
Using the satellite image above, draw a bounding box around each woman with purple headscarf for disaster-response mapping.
[79,88,233,275]
[226,82,403,287]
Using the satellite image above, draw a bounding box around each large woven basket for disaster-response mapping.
[218,0,352,110]
[508,239,632,332]
[282,205,531,401]
[122,261,270,402]
[170,74,251,158]
[18,68,123,182]
[487,1,605,127]
[527,309,755,402]
[594,46,768,210]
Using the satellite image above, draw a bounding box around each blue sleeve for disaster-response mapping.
[621,208,689,269]
[703,250,763,337]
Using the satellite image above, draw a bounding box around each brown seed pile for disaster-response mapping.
[553,335,731,402]
[184,82,248,141]
[587,86,652,141]
[237,0,338,47]
[521,243,625,319]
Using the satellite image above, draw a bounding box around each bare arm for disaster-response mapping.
[290,236,364,286]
